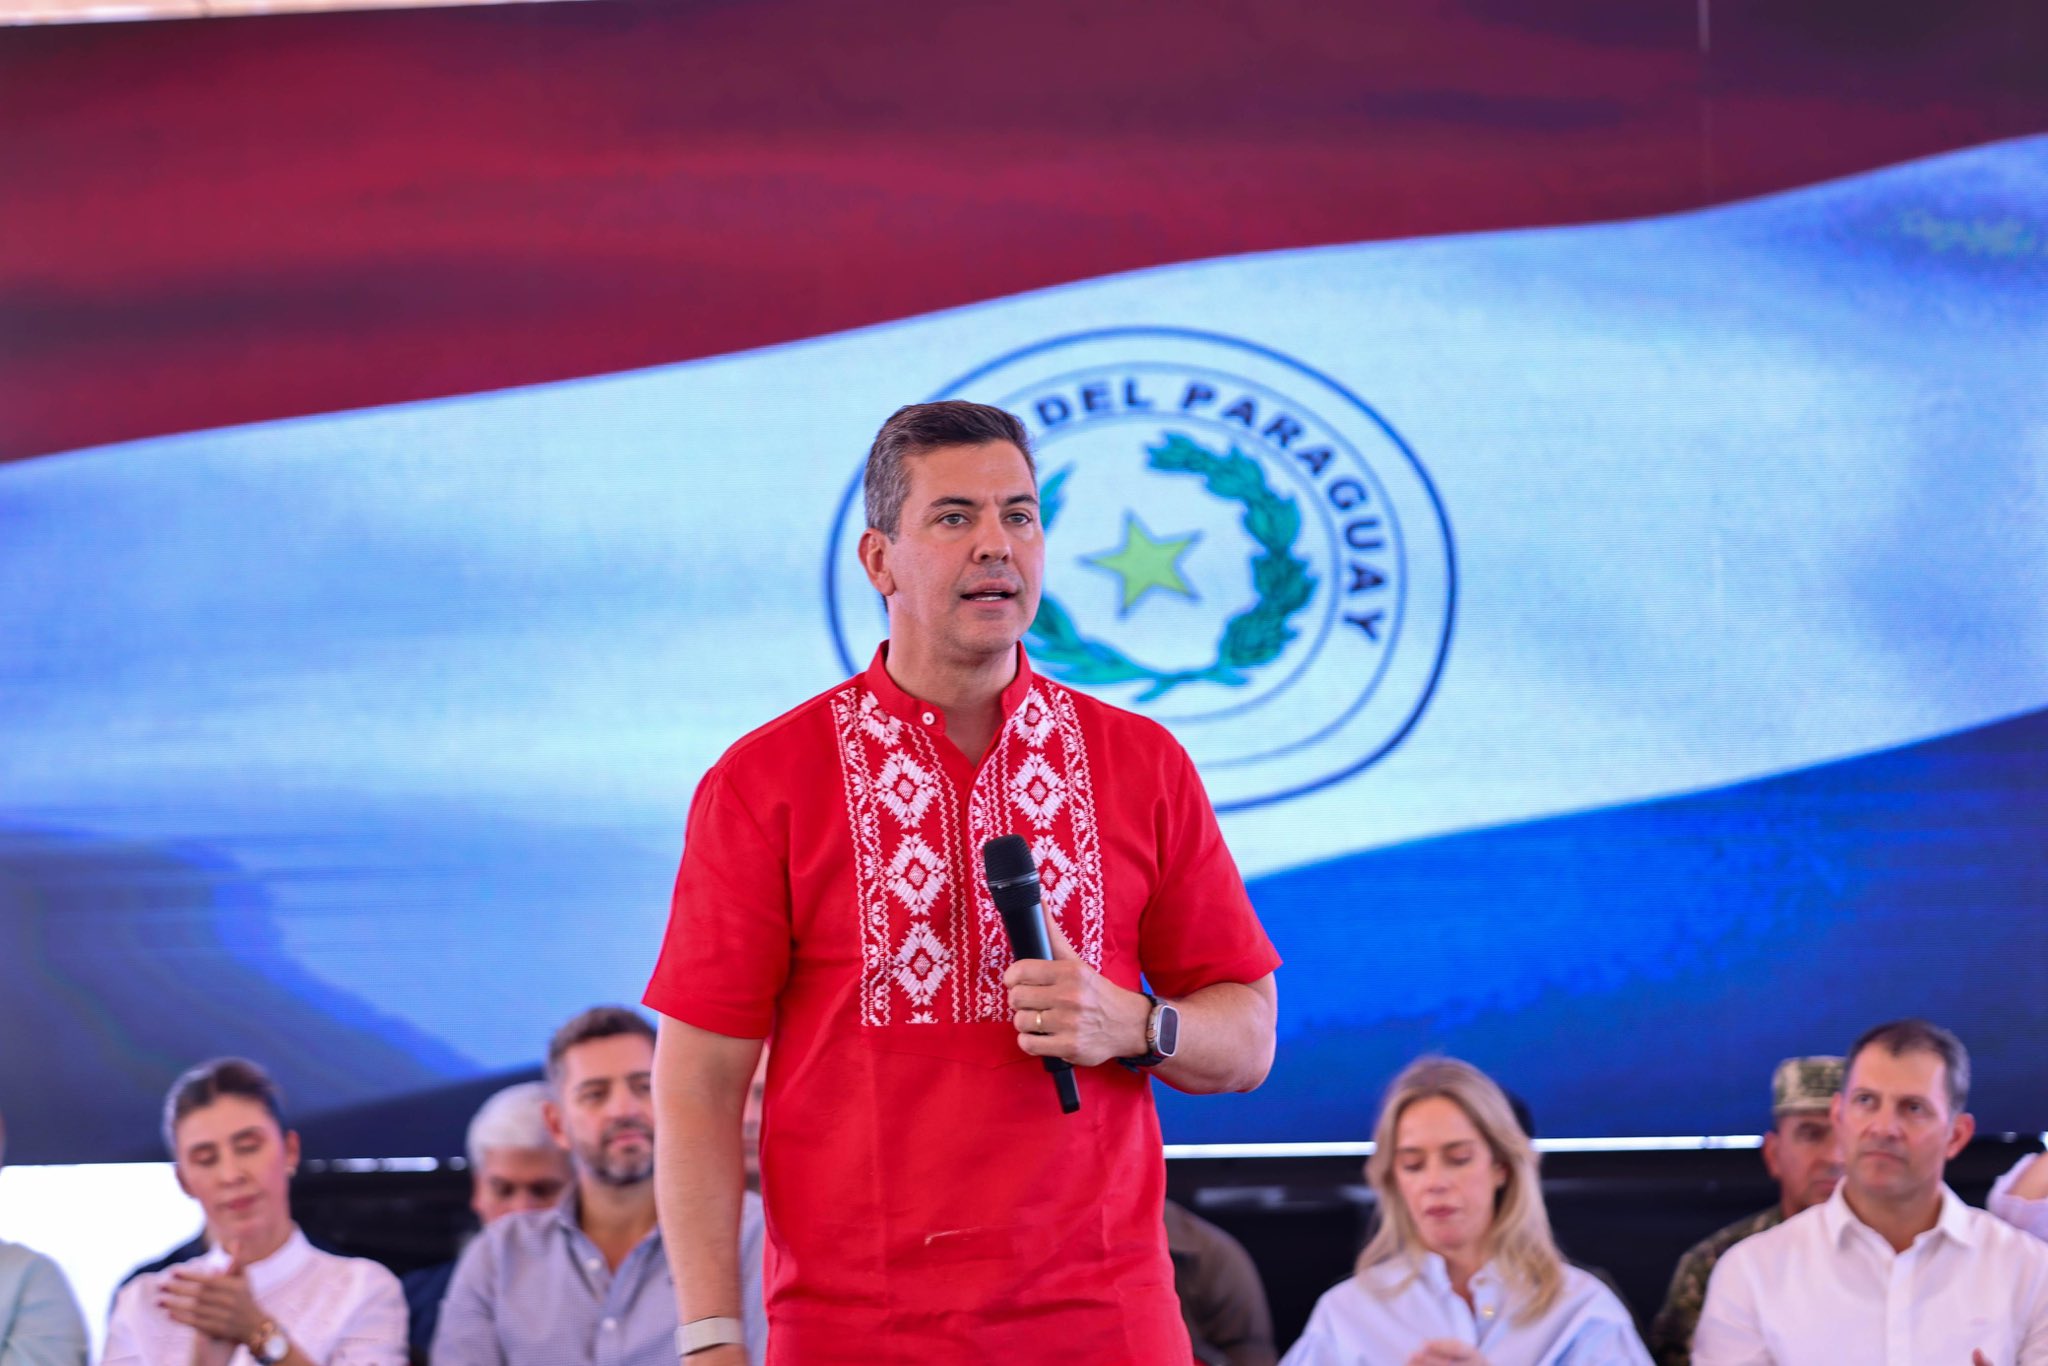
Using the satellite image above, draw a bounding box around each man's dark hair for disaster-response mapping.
[161,1057,287,1157]
[546,1005,657,1089]
[862,401,1035,538]
[1847,1018,1970,1115]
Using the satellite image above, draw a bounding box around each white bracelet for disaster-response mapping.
[676,1318,746,1357]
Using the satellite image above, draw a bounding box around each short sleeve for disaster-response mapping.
[643,761,792,1038]
[1138,738,1280,1000]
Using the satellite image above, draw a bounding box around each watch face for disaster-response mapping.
[1154,1003,1180,1058]
[260,1333,288,1364]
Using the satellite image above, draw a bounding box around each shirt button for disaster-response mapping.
[602,1319,617,1332]
[586,1257,601,1271]
[921,711,935,725]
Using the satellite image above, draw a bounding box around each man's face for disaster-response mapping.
[1835,1045,1973,1207]
[549,1034,657,1190]
[471,1144,572,1223]
[1761,1110,1842,1215]
[173,1095,299,1252]
[858,442,1043,667]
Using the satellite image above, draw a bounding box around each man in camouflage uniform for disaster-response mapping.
[1647,1056,1844,1366]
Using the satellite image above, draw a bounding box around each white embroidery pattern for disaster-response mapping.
[1038,686,1106,969]
[1008,753,1067,826]
[875,752,938,827]
[967,684,1108,1007]
[891,923,952,1015]
[884,834,948,918]
[833,680,1105,1026]
[1029,836,1078,919]
[1013,693,1058,748]
[832,689,965,1026]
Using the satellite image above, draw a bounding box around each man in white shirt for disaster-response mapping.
[1694,1019,2048,1366]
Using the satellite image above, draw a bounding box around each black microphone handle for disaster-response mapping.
[996,902,1082,1116]
[998,900,1055,961]
[1048,1057,1081,1114]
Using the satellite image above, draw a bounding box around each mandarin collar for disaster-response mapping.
[198,1226,311,1295]
[862,642,1037,733]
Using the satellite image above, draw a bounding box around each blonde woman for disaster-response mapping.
[1282,1058,1649,1366]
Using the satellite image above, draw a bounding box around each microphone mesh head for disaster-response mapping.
[982,834,1034,885]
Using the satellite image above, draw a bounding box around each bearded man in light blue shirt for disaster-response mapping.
[432,1007,766,1366]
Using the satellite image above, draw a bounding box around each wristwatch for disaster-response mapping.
[247,1320,288,1366]
[676,1318,746,1357]
[1118,994,1180,1069]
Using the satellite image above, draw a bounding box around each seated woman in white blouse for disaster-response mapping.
[105,1059,406,1366]
[1282,1057,1650,1366]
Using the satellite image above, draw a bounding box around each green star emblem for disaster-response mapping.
[1083,513,1201,615]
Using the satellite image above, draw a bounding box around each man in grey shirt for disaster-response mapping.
[433,1007,765,1366]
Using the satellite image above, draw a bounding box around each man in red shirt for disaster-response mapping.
[645,400,1281,1365]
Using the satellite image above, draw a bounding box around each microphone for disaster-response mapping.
[982,834,1082,1116]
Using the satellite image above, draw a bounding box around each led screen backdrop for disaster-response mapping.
[3,0,2045,1162]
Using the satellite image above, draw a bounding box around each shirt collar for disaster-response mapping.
[1934,1183,1977,1247]
[1819,1181,1856,1246]
[200,1226,311,1295]
[1413,1251,1498,1293]
[1823,1180,1975,1250]
[550,1185,664,1253]
[550,1185,583,1233]
[861,642,1037,731]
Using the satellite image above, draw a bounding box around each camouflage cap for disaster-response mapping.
[1772,1056,1845,1117]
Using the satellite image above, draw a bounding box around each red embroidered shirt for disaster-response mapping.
[645,645,1279,1365]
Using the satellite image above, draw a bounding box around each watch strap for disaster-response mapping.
[247,1321,287,1366]
[676,1317,746,1356]
[1117,993,1170,1070]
